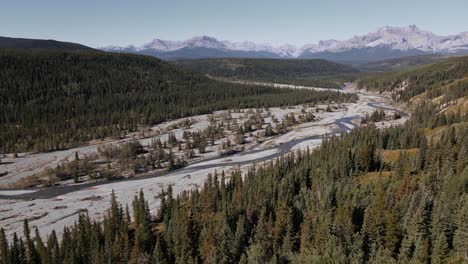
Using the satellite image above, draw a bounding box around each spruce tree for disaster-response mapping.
[151,237,167,264]
[431,233,449,264]
[453,197,468,261]
[0,228,9,264]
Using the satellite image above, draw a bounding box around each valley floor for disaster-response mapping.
[0,84,407,239]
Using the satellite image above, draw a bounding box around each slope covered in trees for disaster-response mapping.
[357,54,452,73]
[0,50,356,153]
[1,99,466,263]
[0,36,94,51]
[1,57,467,263]
[357,55,468,103]
[175,58,359,88]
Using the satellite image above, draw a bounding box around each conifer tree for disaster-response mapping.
[0,228,9,264]
[246,212,273,263]
[151,236,167,264]
[431,233,449,264]
[22,219,40,264]
[453,197,468,261]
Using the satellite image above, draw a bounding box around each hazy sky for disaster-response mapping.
[2,0,467,47]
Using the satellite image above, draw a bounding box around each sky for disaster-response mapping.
[2,0,467,48]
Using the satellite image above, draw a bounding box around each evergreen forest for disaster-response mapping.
[1,55,467,264]
[0,50,356,153]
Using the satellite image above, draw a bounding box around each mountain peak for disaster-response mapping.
[101,25,468,61]
[184,35,225,49]
[188,35,218,41]
[142,38,183,51]
[375,25,428,35]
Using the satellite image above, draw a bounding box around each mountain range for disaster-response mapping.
[100,25,468,63]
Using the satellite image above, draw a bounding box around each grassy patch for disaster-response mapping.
[356,171,392,184]
[421,122,467,141]
[445,96,468,114]
[381,148,419,164]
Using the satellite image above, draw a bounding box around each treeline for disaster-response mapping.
[1,100,466,263]
[175,58,358,88]
[0,37,94,51]
[0,50,356,153]
[356,56,468,102]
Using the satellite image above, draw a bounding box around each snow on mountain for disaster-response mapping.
[274,44,302,57]
[100,25,468,59]
[310,25,468,53]
[142,39,184,51]
[437,32,468,52]
[301,39,340,53]
[184,36,226,49]
[300,25,468,54]
[100,45,138,52]
[101,36,300,57]
[339,25,438,52]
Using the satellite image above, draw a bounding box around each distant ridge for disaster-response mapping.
[0,36,95,51]
[175,58,358,88]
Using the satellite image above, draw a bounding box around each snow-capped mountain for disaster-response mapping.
[101,45,138,52]
[100,25,468,63]
[101,35,296,58]
[300,25,468,54]
[142,39,184,51]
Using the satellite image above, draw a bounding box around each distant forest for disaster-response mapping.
[0,50,356,153]
[357,54,451,73]
[0,36,94,51]
[0,49,467,264]
[175,58,358,88]
[357,56,468,103]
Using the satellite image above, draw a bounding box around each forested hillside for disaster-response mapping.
[0,50,355,153]
[1,97,466,264]
[357,56,468,103]
[357,54,451,73]
[175,58,358,88]
[1,57,467,263]
[0,37,94,51]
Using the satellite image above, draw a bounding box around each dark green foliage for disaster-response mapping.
[357,55,468,102]
[0,36,94,51]
[358,54,452,73]
[176,58,358,88]
[1,52,467,264]
[361,109,386,124]
[2,101,466,263]
[0,50,356,153]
